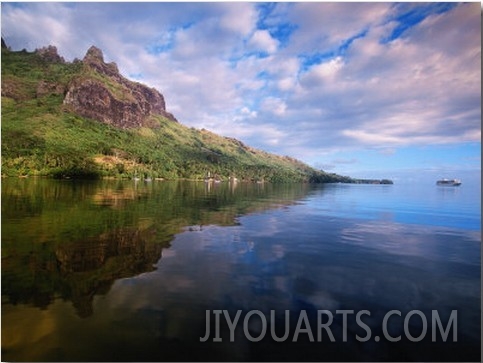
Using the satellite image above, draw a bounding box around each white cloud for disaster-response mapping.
[248,30,279,54]
[260,97,287,116]
[241,107,257,116]
[291,3,481,149]
[300,56,344,86]
[218,2,257,36]
[284,2,393,52]
[1,3,74,54]
[277,77,295,92]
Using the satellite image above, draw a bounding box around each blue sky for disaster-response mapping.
[1,2,480,182]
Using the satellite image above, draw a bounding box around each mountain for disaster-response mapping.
[64,45,177,128]
[1,42,352,183]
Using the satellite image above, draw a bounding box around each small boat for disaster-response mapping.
[436,178,461,186]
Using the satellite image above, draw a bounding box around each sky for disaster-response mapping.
[1,2,481,183]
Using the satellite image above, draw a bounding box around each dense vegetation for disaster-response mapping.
[1,46,352,183]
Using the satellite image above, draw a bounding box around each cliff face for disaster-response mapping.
[63,46,177,128]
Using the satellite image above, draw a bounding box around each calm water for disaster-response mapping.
[1,178,480,361]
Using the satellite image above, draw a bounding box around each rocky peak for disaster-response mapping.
[63,45,177,128]
[83,45,119,76]
[36,45,65,63]
[84,45,104,62]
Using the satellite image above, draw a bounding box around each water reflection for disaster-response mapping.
[2,178,311,318]
[2,225,167,317]
[2,180,480,361]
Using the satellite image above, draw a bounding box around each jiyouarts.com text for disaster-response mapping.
[200,309,457,343]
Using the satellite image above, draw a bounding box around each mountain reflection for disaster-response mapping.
[2,179,312,317]
[57,226,166,317]
[3,225,167,318]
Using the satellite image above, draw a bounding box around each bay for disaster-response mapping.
[1,178,480,361]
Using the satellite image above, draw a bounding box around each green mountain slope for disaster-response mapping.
[1,45,351,183]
